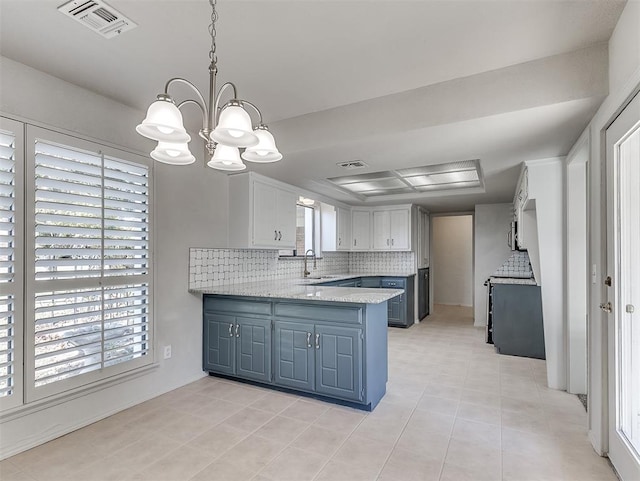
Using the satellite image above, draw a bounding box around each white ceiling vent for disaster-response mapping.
[58,0,137,39]
[337,160,368,170]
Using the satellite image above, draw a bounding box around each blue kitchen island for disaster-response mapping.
[193,281,402,411]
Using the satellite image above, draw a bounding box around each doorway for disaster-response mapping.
[431,215,473,314]
[605,89,640,480]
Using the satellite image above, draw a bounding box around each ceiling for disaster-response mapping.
[0,0,626,212]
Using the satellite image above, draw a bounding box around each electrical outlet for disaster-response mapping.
[163,345,172,359]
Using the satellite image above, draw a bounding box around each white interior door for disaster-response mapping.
[605,90,640,481]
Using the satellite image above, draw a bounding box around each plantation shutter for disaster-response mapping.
[0,118,24,411]
[26,127,152,401]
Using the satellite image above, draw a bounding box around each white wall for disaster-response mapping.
[565,134,588,395]
[0,57,228,458]
[473,204,513,326]
[432,215,473,307]
[577,0,640,456]
[526,159,565,390]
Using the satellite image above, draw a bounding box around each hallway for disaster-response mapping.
[1,305,616,481]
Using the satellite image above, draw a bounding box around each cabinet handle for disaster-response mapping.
[386,238,389,246]
[391,238,394,246]
[235,324,240,338]
[278,231,282,241]
[306,332,312,348]
[338,237,341,246]
[354,239,357,246]
[274,230,278,241]
[228,323,233,337]
[315,333,320,349]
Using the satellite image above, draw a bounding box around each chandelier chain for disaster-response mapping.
[209,0,218,65]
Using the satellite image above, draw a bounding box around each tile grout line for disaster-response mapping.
[307,409,370,481]
[372,385,428,480]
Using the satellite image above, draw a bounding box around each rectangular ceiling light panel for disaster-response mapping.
[404,170,479,187]
[327,159,483,198]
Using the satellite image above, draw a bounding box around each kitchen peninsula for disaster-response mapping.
[191,279,403,410]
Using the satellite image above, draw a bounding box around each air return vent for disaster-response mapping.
[58,0,137,39]
[337,160,368,170]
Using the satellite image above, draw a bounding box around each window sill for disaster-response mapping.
[0,363,159,423]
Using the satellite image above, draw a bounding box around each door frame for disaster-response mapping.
[604,88,640,480]
[588,68,640,457]
[565,131,589,395]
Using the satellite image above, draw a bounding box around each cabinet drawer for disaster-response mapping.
[274,302,363,324]
[381,278,406,289]
[360,277,381,288]
[204,296,272,316]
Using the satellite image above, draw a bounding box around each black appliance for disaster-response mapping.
[418,268,429,320]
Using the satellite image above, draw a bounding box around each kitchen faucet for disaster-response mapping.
[303,249,317,278]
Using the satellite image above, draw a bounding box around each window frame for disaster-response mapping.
[279,203,321,258]
[0,117,24,411]
[24,125,154,403]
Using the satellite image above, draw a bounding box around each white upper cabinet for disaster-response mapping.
[513,166,529,249]
[373,210,391,249]
[336,207,351,250]
[417,208,430,267]
[351,210,371,250]
[321,204,351,251]
[228,173,297,249]
[389,209,410,250]
[372,206,411,251]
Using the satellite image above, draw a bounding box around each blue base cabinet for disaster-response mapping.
[203,295,388,410]
[274,321,362,401]
[203,299,272,383]
[273,321,315,391]
[319,275,415,328]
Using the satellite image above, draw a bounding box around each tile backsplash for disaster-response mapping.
[189,249,349,289]
[492,250,533,279]
[349,251,416,274]
[189,248,415,289]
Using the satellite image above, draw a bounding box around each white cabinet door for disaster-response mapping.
[389,209,410,250]
[352,210,371,250]
[336,207,351,251]
[373,211,390,250]
[253,181,279,246]
[277,189,297,247]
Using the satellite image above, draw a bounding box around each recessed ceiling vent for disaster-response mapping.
[337,160,368,170]
[58,0,137,39]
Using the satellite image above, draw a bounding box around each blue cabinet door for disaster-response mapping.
[315,325,362,401]
[387,294,405,325]
[236,317,272,383]
[274,321,314,391]
[204,313,235,375]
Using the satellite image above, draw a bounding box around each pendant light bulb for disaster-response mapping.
[207,145,246,171]
[136,95,190,143]
[241,126,282,163]
[151,141,195,165]
[211,103,259,148]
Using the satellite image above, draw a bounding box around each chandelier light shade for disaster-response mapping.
[136,0,281,172]
[136,96,190,143]
[207,145,246,171]
[211,103,259,147]
[151,141,196,165]
[242,126,282,163]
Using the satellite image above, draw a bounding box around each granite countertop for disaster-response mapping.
[490,276,538,286]
[190,279,403,304]
[299,272,416,284]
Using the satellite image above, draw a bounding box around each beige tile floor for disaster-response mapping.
[1,305,618,481]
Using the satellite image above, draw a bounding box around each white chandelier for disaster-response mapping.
[136,0,282,170]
